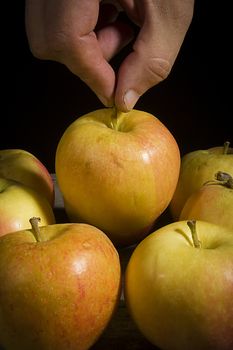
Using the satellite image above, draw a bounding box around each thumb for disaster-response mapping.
[114,1,194,111]
[115,49,172,111]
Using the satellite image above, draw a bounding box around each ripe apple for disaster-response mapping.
[179,171,233,230]
[0,177,55,237]
[0,148,54,206]
[0,218,121,350]
[124,220,233,350]
[55,108,180,246]
[170,141,233,220]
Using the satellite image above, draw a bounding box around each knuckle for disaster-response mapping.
[29,30,77,61]
[27,37,47,59]
[45,31,74,58]
[146,57,172,84]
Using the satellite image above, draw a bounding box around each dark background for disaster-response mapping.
[3,1,232,173]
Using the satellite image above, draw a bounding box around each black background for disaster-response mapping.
[3,1,232,173]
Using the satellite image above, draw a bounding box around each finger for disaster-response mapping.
[58,31,116,107]
[26,0,116,107]
[114,0,194,111]
[96,19,134,61]
[115,46,172,112]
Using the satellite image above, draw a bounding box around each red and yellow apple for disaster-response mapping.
[179,171,233,230]
[170,141,233,220]
[0,148,54,206]
[0,219,121,350]
[0,177,55,237]
[124,220,233,350]
[55,108,180,246]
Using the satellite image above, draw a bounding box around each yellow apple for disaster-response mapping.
[124,220,233,350]
[0,148,54,206]
[0,219,121,350]
[55,108,180,246]
[170,141,233,220]
[179,171,233,230]
[0,177,55,237]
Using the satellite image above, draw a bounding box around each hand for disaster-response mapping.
[25,0,194,111]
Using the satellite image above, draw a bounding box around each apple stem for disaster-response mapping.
[223,141,230,154]
[29,217,43,242]
[110,106,124,131]
[187,220,201,248]
[110,106,118,130]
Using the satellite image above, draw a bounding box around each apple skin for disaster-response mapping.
[124,220,233,350]
[55,108,180,246]
[179,172,233,230]
[170,143,233,220]
[0,149,54,206]
[0,177,55,237]
[0,222,121,350]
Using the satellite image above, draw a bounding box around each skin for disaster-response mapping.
[124,220,233,350]
[0,149,54,206]
[0,222,121,350]
[0,178,55,237]
[25,0,195,111]
[55,108,180,246]
[179,178,233,230]
[170,145,233,220]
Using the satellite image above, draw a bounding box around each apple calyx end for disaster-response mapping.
[29,217,43,242]
[215,171,233,189]
[204,171,233,189]
[187,220,201,248]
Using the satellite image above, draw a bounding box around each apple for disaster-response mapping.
[179,171,233,230]
[0,148,54,206]
[170,141,233,220]
[0,218,121,350]
[0,177,55,237]
[55,107,180,246]
[124,219,233,350]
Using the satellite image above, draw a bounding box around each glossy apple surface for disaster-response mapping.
[0,221,121,350]
[0,149,54,206]
[124,220,233,350]
[0,177,55,237]
[170,142,233,220]
[55,108,180,246]
[180,171,233,230]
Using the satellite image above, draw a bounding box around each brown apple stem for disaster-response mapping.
[223,141,230,154]
[187,220,201,248]
[29,217,42,242]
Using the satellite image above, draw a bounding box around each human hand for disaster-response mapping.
[25,0,194,111]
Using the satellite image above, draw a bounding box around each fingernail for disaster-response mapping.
[96,94,113,108]
[123,90,139,111]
